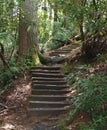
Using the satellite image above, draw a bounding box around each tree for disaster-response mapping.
[81,0,107,58]
[0,0,18,68]
[18,0,40,65]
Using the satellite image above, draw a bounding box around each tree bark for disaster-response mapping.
[18,0,39,65]
[18,13,28,63]
[79,0,87,42]
[0,43,9,68]
[79,21,84,41]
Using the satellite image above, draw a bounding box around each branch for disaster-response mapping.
[0,103,8,109]
[0,43,4,55]
[93,0,98,11]
[8,48,17,62]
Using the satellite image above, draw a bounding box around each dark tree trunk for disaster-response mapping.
[0,43,9,68]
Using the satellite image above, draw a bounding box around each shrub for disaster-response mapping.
[66,64,107,129]
[74,75,107,114]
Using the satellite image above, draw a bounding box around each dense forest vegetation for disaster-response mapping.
[0,0,107,129]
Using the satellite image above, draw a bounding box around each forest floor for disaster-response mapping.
[0,70,70,130]
[0,68,90,130]
[0,71,34,130]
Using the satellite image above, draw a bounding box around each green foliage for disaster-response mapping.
[92,115,107,130]
[38,9,52,44]
[65,64,107,129]
[0,54,32,93]
[75,75,107,114]
[0,66,20,94]
[23,54,32,68]
[64,62,71,74]
[96,54,107,62]
[75,123,90,130]
[46,42,59,50]
[53,25,72,42]
[0,0,22,66]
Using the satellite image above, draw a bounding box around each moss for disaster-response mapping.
[38,52,51,65]
[64,62,71,74]
[32,53,41,66]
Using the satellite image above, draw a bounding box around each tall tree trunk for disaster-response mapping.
[49,4,52,20]
[18,0,39,65]
[47,0,57,36]
[18,13,28,63]
[52,1,58,36]
[47,0,53,20]
[79,0,87,42]
[79,20,84,41]
[54,3,58,22]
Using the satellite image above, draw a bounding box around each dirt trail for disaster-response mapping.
[0,72,36,130]
[0,71,68,130]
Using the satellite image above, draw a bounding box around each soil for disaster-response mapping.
[0,71,33,130]
[67,111,90,130]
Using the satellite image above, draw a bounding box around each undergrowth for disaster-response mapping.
[65,63,107,130]
[0,56,31,95]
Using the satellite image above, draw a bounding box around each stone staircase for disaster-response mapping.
[27,65,72,116]
[46,44,81,64]
[48,44,79,57]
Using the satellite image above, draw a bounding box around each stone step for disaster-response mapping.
[32,73,64,78]
[32,77,65,81]
[32,84,69,87]
[54,49,71,53]
[59,45,79,50]
[32,84,68,90]
[28,64,71,117]
[29,101,70,108]
[27,107,69,116]
[29,95,70,101]
[31,89,71,95]
[31,66,61,70]
[31,70,61,74]
[49,53,68,57]
[49,52,70,56]
[58,49,72,51]
[49,51,71,56]
[50,50,71,55]
[32,81,67,85]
